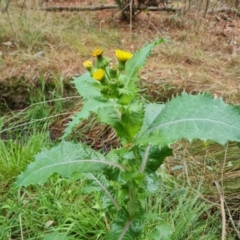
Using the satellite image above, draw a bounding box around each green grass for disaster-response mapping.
[0,130,51,183]
[0,128,107,239]
[0,126,227,239]
[142,169,222,240]
[0,178,108,239]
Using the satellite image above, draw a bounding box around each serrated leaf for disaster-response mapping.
[73,72,102,99]
[148,223,173,240]
[15,141,123,187]
[121,103,144,142]
[106,208,144,240]
[136,93,240,146]
[144,173,158,193]
[63,98,116,138]
[98,102,144,143]
[145,146,172,172]
[125,38,165,88]
[140,103,165,133]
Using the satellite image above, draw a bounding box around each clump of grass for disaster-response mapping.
[0,178,108,239]
[165,140,240,238]
[142,167,223,240]
[0,129,51,183]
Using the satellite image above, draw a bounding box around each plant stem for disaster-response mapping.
[139,145,150,173]
[118,218,133,240]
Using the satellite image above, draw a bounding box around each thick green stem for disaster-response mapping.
[139,145,150,173]
[118,218,133,240]
[128,189,136,217]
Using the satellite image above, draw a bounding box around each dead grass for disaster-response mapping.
[1,2,240,101]
[165,141,240,227]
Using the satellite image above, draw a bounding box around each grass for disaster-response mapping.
[0,177,108,239]
[142,169,222,240]
[1,0,240,239]
[0,128,226,239]
[0,130,51,183]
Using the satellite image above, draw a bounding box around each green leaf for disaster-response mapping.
[73,72,102,99]
[144,146,172,173]
[63,98,117,138]
[16,141,124,187]
[97,106,131,143]
[140,103,165,133]
[118,87,137,105]
[148,223,173,240]
[143,173,158,194]
[106,208,144,240]
[125,38,165,88]
[136,93,240,146]
[98,102,144,144]
[121,102,144,142]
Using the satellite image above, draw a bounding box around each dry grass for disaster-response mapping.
[139,11,240,103]
[1,1,240,102]
[165,140,240,235]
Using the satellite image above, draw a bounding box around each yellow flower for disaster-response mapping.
[92,69,105,81]
[83,60,93,70]
[115,49,133,62]
[92,48,103,57]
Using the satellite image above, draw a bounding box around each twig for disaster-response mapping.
[214,144,228,240]
[225,200,240,238]
[182,159,192,187]
[38,5,118,11]
[214,180,226,240]
[36,5,180,13]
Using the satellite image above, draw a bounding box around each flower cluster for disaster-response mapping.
[83,48,133,99]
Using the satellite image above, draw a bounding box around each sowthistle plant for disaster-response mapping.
[16,39,240,239]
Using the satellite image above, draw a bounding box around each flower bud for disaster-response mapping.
[83,60,93,71]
